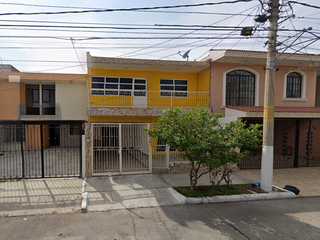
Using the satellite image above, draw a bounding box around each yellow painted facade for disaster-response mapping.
[87,67,210,123]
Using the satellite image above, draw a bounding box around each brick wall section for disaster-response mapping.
[0,65,19,72]
[87,107,211,117]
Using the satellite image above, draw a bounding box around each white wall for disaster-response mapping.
[56,82,86,120]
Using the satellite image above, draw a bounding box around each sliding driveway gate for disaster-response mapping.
[92,123,151,175]
[0,122,82,179]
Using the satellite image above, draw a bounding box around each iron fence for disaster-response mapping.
[0,122,83,179]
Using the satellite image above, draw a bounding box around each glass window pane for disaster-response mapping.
[105,91,118,95]
[120,91,131,96]
[120,78,133,83]
[134,85,146,90]
[175,86,188,91]
[105,84,118,89]
[33,89,39,102]
[135,79,146,84]
[175,80,188,85]
[92,83,104,89]
[43,89,50,103]
[160,79,173,85]
[92,77,104,83]
[161,86,174,91]
[226,70,255,106]
[120,84,132,90]
[134,91,146,96]
[92,90,104,95]
[160,92,172,97]
[106,77,118,83]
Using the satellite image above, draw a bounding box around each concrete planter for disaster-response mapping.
[168,185,296,204]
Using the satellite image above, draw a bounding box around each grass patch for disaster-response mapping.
[174,184,266,198]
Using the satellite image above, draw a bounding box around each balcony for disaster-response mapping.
[88,90,209,109]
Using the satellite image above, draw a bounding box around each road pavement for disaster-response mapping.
[1,197,319,240]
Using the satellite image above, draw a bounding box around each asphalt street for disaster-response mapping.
[1,197,319,240]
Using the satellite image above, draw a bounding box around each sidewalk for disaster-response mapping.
[1,168,318,216]
[0,172,255,216]
[0,178,83,216]
[84,171,258,212]
[240,167,320,197]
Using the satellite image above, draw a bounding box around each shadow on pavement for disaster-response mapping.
[0,178,83,216]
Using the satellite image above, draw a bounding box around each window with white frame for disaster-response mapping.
[91,77,146,96]
[160,79,188,97]
[286,72,302,98]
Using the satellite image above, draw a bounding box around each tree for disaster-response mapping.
[147,106,262,190]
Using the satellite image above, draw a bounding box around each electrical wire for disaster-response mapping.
[0,1,255,16]
[118,4,259,59]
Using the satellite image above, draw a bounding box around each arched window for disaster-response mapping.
[286,72,302,98]
[226,70,255,106]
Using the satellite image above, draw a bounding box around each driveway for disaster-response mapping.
[240,167,320,197]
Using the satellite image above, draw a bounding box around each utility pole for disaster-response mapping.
[261,0,279,192]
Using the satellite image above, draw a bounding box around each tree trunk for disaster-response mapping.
[190,161,198,190]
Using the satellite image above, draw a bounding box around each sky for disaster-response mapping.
[0,0,319,73]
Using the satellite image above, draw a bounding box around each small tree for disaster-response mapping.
[205,120,262,187]
[147,106,262,190]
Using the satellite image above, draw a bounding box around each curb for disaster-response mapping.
[168,185,296,204]
[81,178,88,213]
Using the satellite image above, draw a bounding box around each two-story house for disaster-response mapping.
[85,52,210,176]
[0,66,87,178]
[206,49,320,169]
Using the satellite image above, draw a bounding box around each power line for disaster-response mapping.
[0,2,100,9]
[0,3,258,16]
[0,0,255,16]
[288,1,320,10]
[0,35,267,40]
[117,4,259,58]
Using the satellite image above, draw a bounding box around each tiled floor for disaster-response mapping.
[240,167,320,197]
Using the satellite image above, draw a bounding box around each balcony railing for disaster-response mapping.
[88,90,209,108]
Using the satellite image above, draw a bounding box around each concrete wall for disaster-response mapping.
[0,81,25,120]
[56,82,86,120]
[210,63,318,115]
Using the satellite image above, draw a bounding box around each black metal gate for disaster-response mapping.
[0,121,83,179]
[240,118,320,169]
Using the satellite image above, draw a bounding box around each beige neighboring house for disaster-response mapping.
[0,65,87,179]
[205,49,320,169]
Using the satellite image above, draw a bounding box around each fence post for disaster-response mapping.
[20,129,25,179]
[79,123,83,178]
[40,124,44,178]
[294,120,300,168]
[119,124,122,174]
[165,144,169,169]
[147,123,153,173]
[82,135,86,178]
